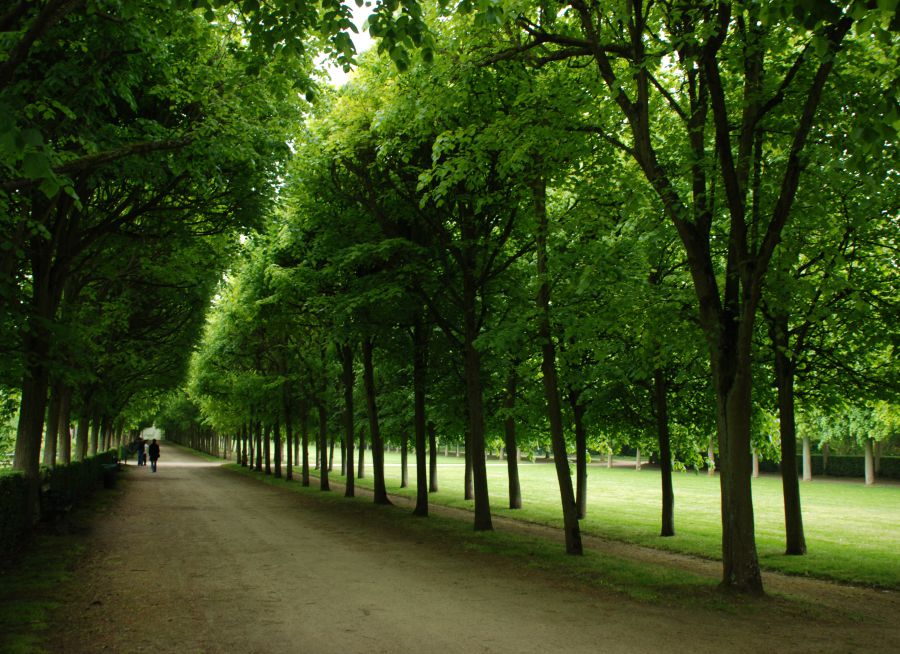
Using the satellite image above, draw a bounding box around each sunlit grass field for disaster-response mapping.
[310,449,900,589]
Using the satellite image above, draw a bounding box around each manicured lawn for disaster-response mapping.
[310,449,900,589]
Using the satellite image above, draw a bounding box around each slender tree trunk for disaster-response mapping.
[318,404,329,491]
[89,409,101,456]
[328,436,334,472]
[357,428,365,479]
[534,177,581,554]
[504,368,521,509]
[284,398,293,481]
[412,316,428,516]
[752,450,759,478]
[428,422,438,493]
[300,405,310,487]
[864,438,875,485]
[822,441,829,475]
[340,343,355,498]
[653,368,675,537]
[340,438,346,477]
[461,268,492,531]
[42,383,62,466]
[75,413,89,461]
[254,421,262,472]
[802,436,812,482]
[362,339,389,504]
[771,315,806,554]
[568,388,587,519]
[274,421,282,479]
[708,438,716,476]
[464,429,473,500]
[58,385,72,465]
[400,431,408,488]
[264,424,271,475]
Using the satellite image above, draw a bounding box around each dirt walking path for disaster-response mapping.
[48,445,898,653]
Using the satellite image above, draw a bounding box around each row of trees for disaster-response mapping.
[4,1,897,596]
[182,1,899,596]
[0,0,349,520]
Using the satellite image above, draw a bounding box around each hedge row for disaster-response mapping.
[757,455,900,480]
[0,451,117,558]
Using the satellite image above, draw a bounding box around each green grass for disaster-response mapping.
[280,450,900,589]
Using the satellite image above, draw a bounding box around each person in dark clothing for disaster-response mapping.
[137,438,146,466]
[148,439,160,472]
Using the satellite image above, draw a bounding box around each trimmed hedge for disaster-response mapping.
[0,469,28,558]
[0,451,117,558]
[757,454,900,480]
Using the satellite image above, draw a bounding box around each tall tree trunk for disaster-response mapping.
[771,315,806,554]
[635,448,642,471]
[284,397,293,481]
[357,428,365,479]
[58,385,72,465]
[461,266,491,531]
[42,382,62,467]
[568,388,587,519]
[254,421,262,472]
[653,368,675,537]
[340,342,355,498]
[503,368,521,509]
[534,177,581,554]
[300,405,310,487]
[752,450,759,478]
[264,424,271,475]
[89,408,101,456]
[328,436,334,472]
[318,404,330,491]
[13,228,60,525]
[340,438,346,477]
[412,315,428,516]
[362,339,389,504]
[274,421,282,479]
[464,429,473,500]
[710,321,763,593]
[864,438,875,485]
[75,412,89,461]
[822,441,829,475]
[400,431,408,488]
[802,436,812,482]
[427,422,438,493]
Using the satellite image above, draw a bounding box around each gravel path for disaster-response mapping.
[48,444,899,653]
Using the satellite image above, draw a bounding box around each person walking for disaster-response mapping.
[148,439,161,473]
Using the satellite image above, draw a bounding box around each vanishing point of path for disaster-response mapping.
[48,445,898,653]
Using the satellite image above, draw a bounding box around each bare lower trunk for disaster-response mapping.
[654,369,675,537]
[864,439,875,485]
[357,428,365,479]
[534,178,580,554]
[362,339,389,504]
[752,451,759,478]
[254,421,262,471]
[772,323,806,555]
[568,388,587,519]
[802,436,812,482]
[400,431,408,488]
[300,407,310,486]
[318,404,329,491]
[75,413,89,461]
[464,430,473,500]
[504,369,521,509]
[274,421,282,479]
[412,317,428,516]
[43,383,62,466]
[340,343,354,498]
[428,422,438,493]
[264,424,271,475]
[635,448,642,471]
[58,386,72,465]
